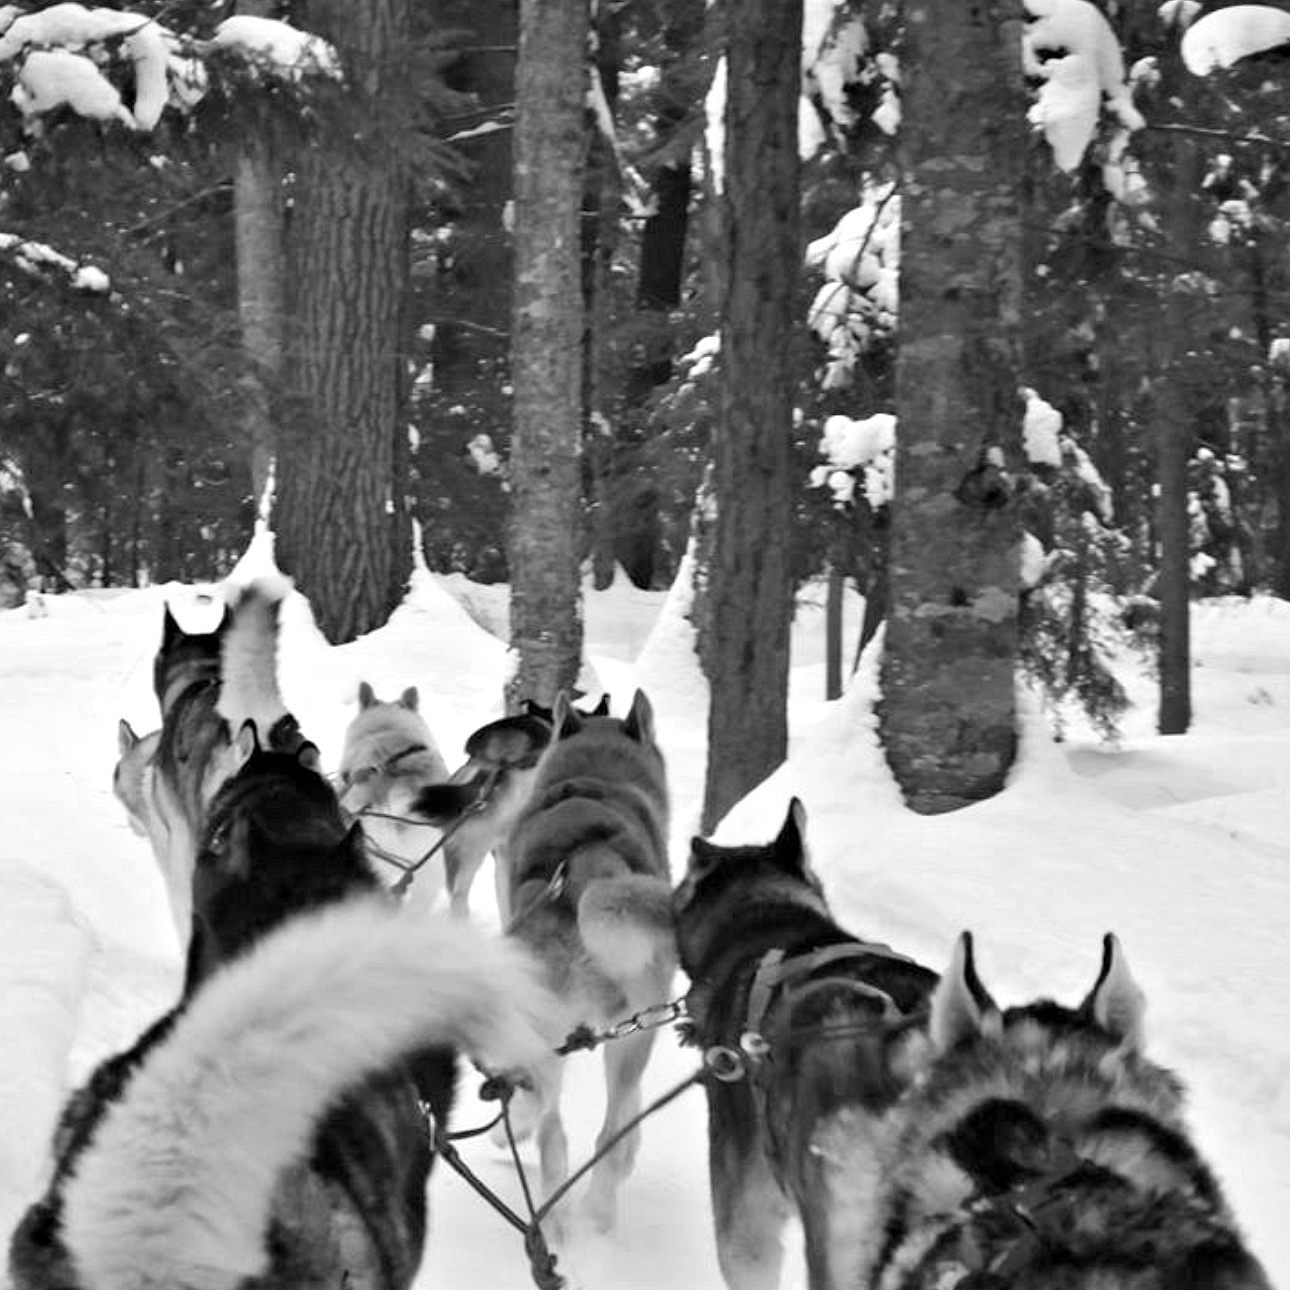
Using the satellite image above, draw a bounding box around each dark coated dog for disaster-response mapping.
[673,799,938,1290]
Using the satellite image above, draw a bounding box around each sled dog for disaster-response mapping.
[499,688,674,1234]
[413,695,611,921]
[673,800,939,1290]
[137,577,298,942]
[9,727,554,1290]
[860,931,1272,1290]
[337,682,454,912]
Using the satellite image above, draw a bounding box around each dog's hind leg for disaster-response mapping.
[582,1023,657,1233]
[443,829,487,920]
[710,1129,792,1290]
[491,839,512,925]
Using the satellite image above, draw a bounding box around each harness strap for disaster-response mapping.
[344,742,429,787]
[744,939,914,1037]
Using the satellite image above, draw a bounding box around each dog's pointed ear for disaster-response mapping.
[685,835,727,885]
[552,690,581,740]
[774,797,807,857]
[930,932,1001,1053]
[118,718,139,755]
[296,742,323,774]
[160,603,183,647]
[1080,933,1145,1050]
[400,686,419,712]
[236,719,261,761]
[357,681,376,709]
[339,821,368,865]
[623,689,655,745]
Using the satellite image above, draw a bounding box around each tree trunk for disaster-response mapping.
[275,0,413,644]
[826,563,843,700]
[505,0,588,711]
[233,0,285,511]
[1153,135,1204,733]
[1149,40,1206,734]
[878,0,1027,814]
[699,0,801,834]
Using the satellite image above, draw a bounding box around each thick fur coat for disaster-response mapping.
[10,741,554,1290]
[860,932,1273,1290]
[673,800,938,1290]
[502,688,675,1235]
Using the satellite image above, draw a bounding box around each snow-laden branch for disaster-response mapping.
[0,3,340,134]
[0,230,110,292]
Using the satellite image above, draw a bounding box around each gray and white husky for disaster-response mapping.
[501,689,676,1235]
[862,931,1272,1290]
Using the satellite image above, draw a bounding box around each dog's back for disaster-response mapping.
[865,933,1273,1290]
[507,688,672,984]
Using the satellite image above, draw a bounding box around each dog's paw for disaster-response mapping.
[582,1189,618,1235]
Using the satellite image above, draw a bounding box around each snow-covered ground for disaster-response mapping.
[0,561,1286,1289]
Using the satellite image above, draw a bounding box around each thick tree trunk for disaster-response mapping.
[275,0,413,644]
[877,0,1027,814]
[233,0,284,511]
[699,0,801,834]
[505,0,587,711]
[234,146,283,511]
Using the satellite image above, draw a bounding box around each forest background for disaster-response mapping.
[3,0,1290,826]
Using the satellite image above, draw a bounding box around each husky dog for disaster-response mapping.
[9,727,555,1290]
[497,688,674,1234]
[112,718,160,840]
[140,578,299,942]
[337,682,454,911]
[413,696,611,922]
[673,800,939,1290]
[861,932,1272,1290]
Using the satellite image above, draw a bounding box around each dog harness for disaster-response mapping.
[700,940,918,1082]
[341,741,429,788]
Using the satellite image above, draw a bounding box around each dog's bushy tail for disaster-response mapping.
[217,575,294,742]
[578,872,677,983]
[60,896,555,1290]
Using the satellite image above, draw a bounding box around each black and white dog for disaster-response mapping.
[11,726,553,1290]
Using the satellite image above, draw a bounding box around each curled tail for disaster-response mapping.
[577,873,677,984]
[217,575,294,744]
[61,897,555,1290]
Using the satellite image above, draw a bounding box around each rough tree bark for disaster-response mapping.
[274,0,413,643]
[1153,131,1204,734]
[505,0,588,711]
[233,0,284,511]
[877,0,1028,813]
[699,0,802,834]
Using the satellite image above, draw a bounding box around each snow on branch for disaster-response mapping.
[0,4,340,134]
[1179,2,1290,72]
[1023,0,1144,173]
[0,229,111,292]
[804,182,899,389]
